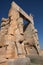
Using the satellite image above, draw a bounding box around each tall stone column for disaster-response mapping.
[27,18,40,55]
[5,2,19,58]
[5,1,25,58]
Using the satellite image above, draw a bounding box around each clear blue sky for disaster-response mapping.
[0,0,43,49]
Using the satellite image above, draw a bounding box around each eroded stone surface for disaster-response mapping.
[0,1,40,62]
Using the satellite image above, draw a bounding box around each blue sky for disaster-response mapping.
[0,0,43,49]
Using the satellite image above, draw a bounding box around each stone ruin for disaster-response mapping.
[0,1,40,61]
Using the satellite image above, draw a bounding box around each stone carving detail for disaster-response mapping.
[0,1,40,60]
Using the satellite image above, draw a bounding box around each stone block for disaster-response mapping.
[7,58,30,65]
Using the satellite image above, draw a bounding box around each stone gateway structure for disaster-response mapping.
[0,1,40,61]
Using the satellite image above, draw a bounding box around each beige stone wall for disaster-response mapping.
[0,1,40,60]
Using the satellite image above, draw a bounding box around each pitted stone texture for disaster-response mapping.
[17,17,23,34]
[8,4,19,21]
[0,1,40,58]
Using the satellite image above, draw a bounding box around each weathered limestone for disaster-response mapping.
[24,19,40,55]
[0,1,40,61]
[4,2,25,59]
[40,49,43,56]
[17,17,24,35]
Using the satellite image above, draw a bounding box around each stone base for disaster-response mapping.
[7,58,30,65]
